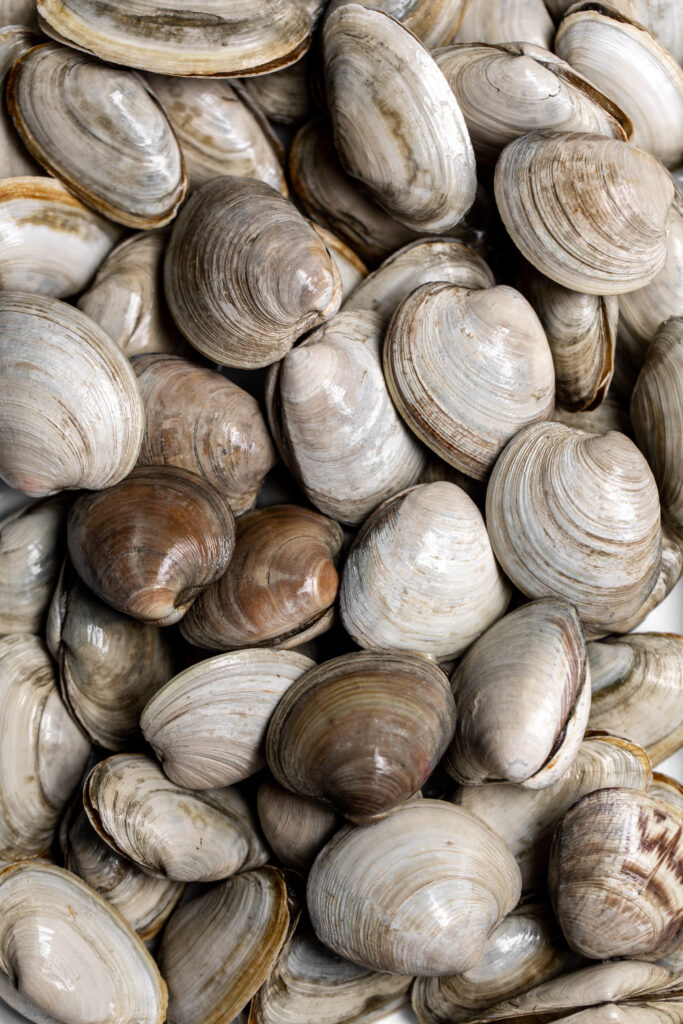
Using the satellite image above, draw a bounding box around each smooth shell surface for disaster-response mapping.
[0,497,67,636]
[453,0,554,47]
[325,0,466,46]
[241,55,314,125]
[257,778,341,871]
[0,26,41,178]
[0,0,37,27]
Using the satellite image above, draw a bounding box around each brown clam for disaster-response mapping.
[0,496,68,636]
[257,777,341,872]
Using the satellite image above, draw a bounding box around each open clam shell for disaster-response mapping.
[257,777,341,872]
[0,496,67,636]
[0,25,41,178]
[452,0,554,48]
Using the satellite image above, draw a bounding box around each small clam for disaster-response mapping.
[67,466,235,627]
[384,284,555,480]
[257,777,341,871]
[0,0,37,27]
[84,753,268,883]
[325,0,467,47]
[141,648,315,789]
[549,787,683,960]
[241,55,314,125]
[485,422,662,634]
[307,800,521,975]
[0,25,41,178]
[133,354,276,516]
[164,175,341,368]
[0,496,67,636]
[181,505,342,651]
[312,224,368,299]
[323,5,476,232]
[266,650,455,822]
[452,0,554,48]
[340,482,511,659]
[0,292,144,498]
[8,43,187,228]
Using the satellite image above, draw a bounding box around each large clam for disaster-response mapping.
[257,777,341,871]
[452,0,554,48]
[547,1,682,65]
[0,496,67,636]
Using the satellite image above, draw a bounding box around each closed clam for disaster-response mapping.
[0,292,144,497]
[547,1,682,63]
[0,496,67,636]
[384,284,555,480]
[606,521,683,634]
[141,648,315,789]
[485,422,662,634]
[67,466,235,627]
[181,505,342,651]
[84,753,268,883]
[8,44,187,228]
[257,777,341,871]
[307,800,521,975]
[241,55,314,125]
[0,0,37,27]
[495,131,674,294]
[0,634,90,861]
[325,0,467,47]
[312,225,368,299]
[165,176,341,368]
[340,482,511,659]
[0,25,40,178]
[133,354,276,516]
[452,0,554,48]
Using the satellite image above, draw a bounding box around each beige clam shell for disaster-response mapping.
[650,773,683,817]
[312,225,368,299]
[256,777,341,872]
[547,2,683,65]
[241,55,314,126]
[0,496,67,636]
[605,521,683,634]
[452,0,554,48]
[0,0,37,27]
[0,25,41,178]
[325,0,467,47]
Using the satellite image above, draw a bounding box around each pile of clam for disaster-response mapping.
[0,0,682,1022]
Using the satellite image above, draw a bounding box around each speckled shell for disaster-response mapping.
[0,25,41,178]
[312,225,368,299]
[325,0,467,47]
[452,0,554,47]
[241,55,314,125]
[257,777,341,871]
[0,496,67,636]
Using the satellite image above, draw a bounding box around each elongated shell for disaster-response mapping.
[84,753,268,883]
[452,0,554,47]
[165,176,341,368]
[0,861,167,1024]
[385,284,555,480]
[325,0,466,47]
[307,800,521,975]
[494,131,674,294]
[0,25,41,178]
[312,225,368,298]
[181,505,342,651]
[68,466,235,626]
[141,649,315,789]
[257,777,341,871]
[241,55,314,125]
[0,292,144,497]
[547,1,682,64]
[0,496,67,635]
[0,634,90,861]
[133,354,276,516]
[485,422,662,634]
[341,482,511,659]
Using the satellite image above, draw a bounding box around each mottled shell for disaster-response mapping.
[0,25,41,178]
[257,777,341,871]
[165,176,341,368]
[485,422,662,634]
[325,0,467,47]
[312,225,368,299]
[241,55,314,125]
[452,0,554,47]
[8,44,187,228]
[67,466,235,626]
[0,292,144,498]
[0,496,67,636]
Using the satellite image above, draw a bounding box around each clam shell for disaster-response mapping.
[164,175,342,368]
[312,224,368,299]
[8,43,187,228]
[553,388,631,436]
[325,0,467,47]
[141,648,315,789]
[256,777,341,871]
[452,0,554,47]
[0,0,37,27]
[605,521,683,634]
[67,466,235,627]
[650,773,683,817]
[0,496,67,636]
[84,753,268,883]
[241,55,314,125]
[547,2,683,64]
[0,25,41,177]
[0,292,144,498]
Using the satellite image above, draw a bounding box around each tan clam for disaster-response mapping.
[452,0,554,48]
[312,225,368,299]
[181,505,342,651]
[323,5,476,233]
[340,482,511,659]
[133,353,276,516]
[257,777,341,871]
[0,292,144,498]
[325,0,467,47]
[384,284,555,480]
[0,496,67,636]
[494,131,674,294]
[0,25,41,178]
[485,422,662,634]
[84,753,268,883]
[547,1,683,64]
[164,175,341,368]
[141,648,315,789]
[241,55,314,125]
[606,522,683,634]
[0,0,37,27]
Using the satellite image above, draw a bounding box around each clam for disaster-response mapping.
[323,5,476,233]
[0,292,144,498]
[553,387,632,436]
[0,176,121,298]
[452,732,652,891]
[84,753,268,883]
[60,801,184,941]
[650,773,683,817]
[0,861,167,1024]
[241,55,315,125]
[0,0,37,27]
[325,0,467,47]
[485,422,662,634]
[452,0,554,48]
[181,505,342,651]
[146,75,287,195]
[606,521,683,634]
[0,496,67,636]
[445,599,590,789]
[8,43,187,228]
[384,284,555,480]
[307,800,521,975]
[46,561,176,751]
[0,634,90,861]
[312,225,368,299]
[133,353,276,516]
[159,867,295,1024]
[435,42,628,164]
[67,466,235,627]
[141,648,315,789]
[164,175,341,368]
[257,777,341,871]
[547,1,683,64]
[494,131,674,294]
[587,633,683,767]
[340,482,511,659]
[0,25,41,178]
[555,3,683,168]
[266,650,455,823]
[548,787,683,960]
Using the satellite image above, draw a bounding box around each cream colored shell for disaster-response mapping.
[547,2,683,64]
[325,0,467,47]
[452,0,554,48]
[0,497,67,636]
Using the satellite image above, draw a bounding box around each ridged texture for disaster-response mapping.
[0,26,41,177]
[257,777,341,871]
[0,292,144,497]
[325,0,466,47]
[241,55,314,125]
[0,497,67,636]
[312,224,368,299]
[164,175,341,368]
[553,389,631,436]
[603,521,683,634]
[452,0,554,47]
[650,773,683,817]
[547,1,683,64]
[485,422,662,634]
[323,6,476,233]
